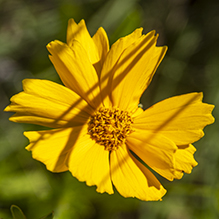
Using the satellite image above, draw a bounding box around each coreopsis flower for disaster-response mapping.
[5,19,214,201]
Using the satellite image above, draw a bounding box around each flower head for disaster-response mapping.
[5,19,215,201]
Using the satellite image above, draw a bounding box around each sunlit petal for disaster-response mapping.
[111,32,167,113]
[67,19,100,66]
[127,130,178,181]
[68,134,113,194]
[25,126,85,172]
[4,79,92,128]
[47,40,102,109]
[134,92,215,145]
[100,28,143,107]
[174,144,198,176]
[92,27,109,76]
[110,144,166,201]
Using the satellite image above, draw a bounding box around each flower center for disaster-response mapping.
[88,107,134,151]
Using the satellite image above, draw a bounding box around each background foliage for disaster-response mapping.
[1,0,219,218]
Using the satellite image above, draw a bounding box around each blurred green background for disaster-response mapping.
[1,0,219,218]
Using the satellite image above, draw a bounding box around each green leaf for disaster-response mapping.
[40,211,54,219]
[10,205,26,219]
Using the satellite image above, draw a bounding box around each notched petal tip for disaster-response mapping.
[46,40,65,52]
[173,144,198,179]
[4,105,11,112]
[46,40,56,49]
[4,94,21,112]
[162,45,168,53]
[208,104,215,122]
[67,19,86,45]
[67,18,82,27]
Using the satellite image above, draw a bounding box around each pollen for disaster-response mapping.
[88,107,134,151]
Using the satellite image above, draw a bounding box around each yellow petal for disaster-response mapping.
[100,28,143,108]
[5,79,92,128]
[68,134,113,194]
[67,19,100,66]
[131,153,167,200]
[132,107,144,118]
[111,32,167,112]
[25,126,85,172]
[126,130,178,181]
[174,144,198,176]
[47,40,102,109]
[110,144,166,201]
[92,27,109,77]
[134,92,215,145]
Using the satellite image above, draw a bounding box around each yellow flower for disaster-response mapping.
[5,19,215,201]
